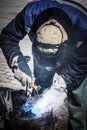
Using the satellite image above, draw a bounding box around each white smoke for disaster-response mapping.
[23,73,67,118]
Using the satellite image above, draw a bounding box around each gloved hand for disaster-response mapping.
[11,55,32,87]
[52,73,67,92]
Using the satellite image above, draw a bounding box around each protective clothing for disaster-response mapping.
[11,55,32,87]
[0,0,87,130]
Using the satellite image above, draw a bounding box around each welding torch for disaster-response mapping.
[31,81,39,95]
[26,77,40,96]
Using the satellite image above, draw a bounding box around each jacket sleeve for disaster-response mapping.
[0,7,27,67]
[60,30,87,91]
[57,2,87,90]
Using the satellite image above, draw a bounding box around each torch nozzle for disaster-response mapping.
[31,82,38,90]
[31,81,41,97]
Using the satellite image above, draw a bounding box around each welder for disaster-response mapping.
[0,0,87,130]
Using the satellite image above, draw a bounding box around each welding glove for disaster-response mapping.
[52,73,67,93]
[11,55,32,87]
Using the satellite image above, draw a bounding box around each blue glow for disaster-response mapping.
[22,87,66,118]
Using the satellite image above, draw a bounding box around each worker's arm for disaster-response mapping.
[57,27,87,97]
[0,5,32,86]
[0,8,26,66]
[61,38,87,88]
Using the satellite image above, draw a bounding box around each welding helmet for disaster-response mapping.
[29,7,73,65]
[29,8,74,89]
